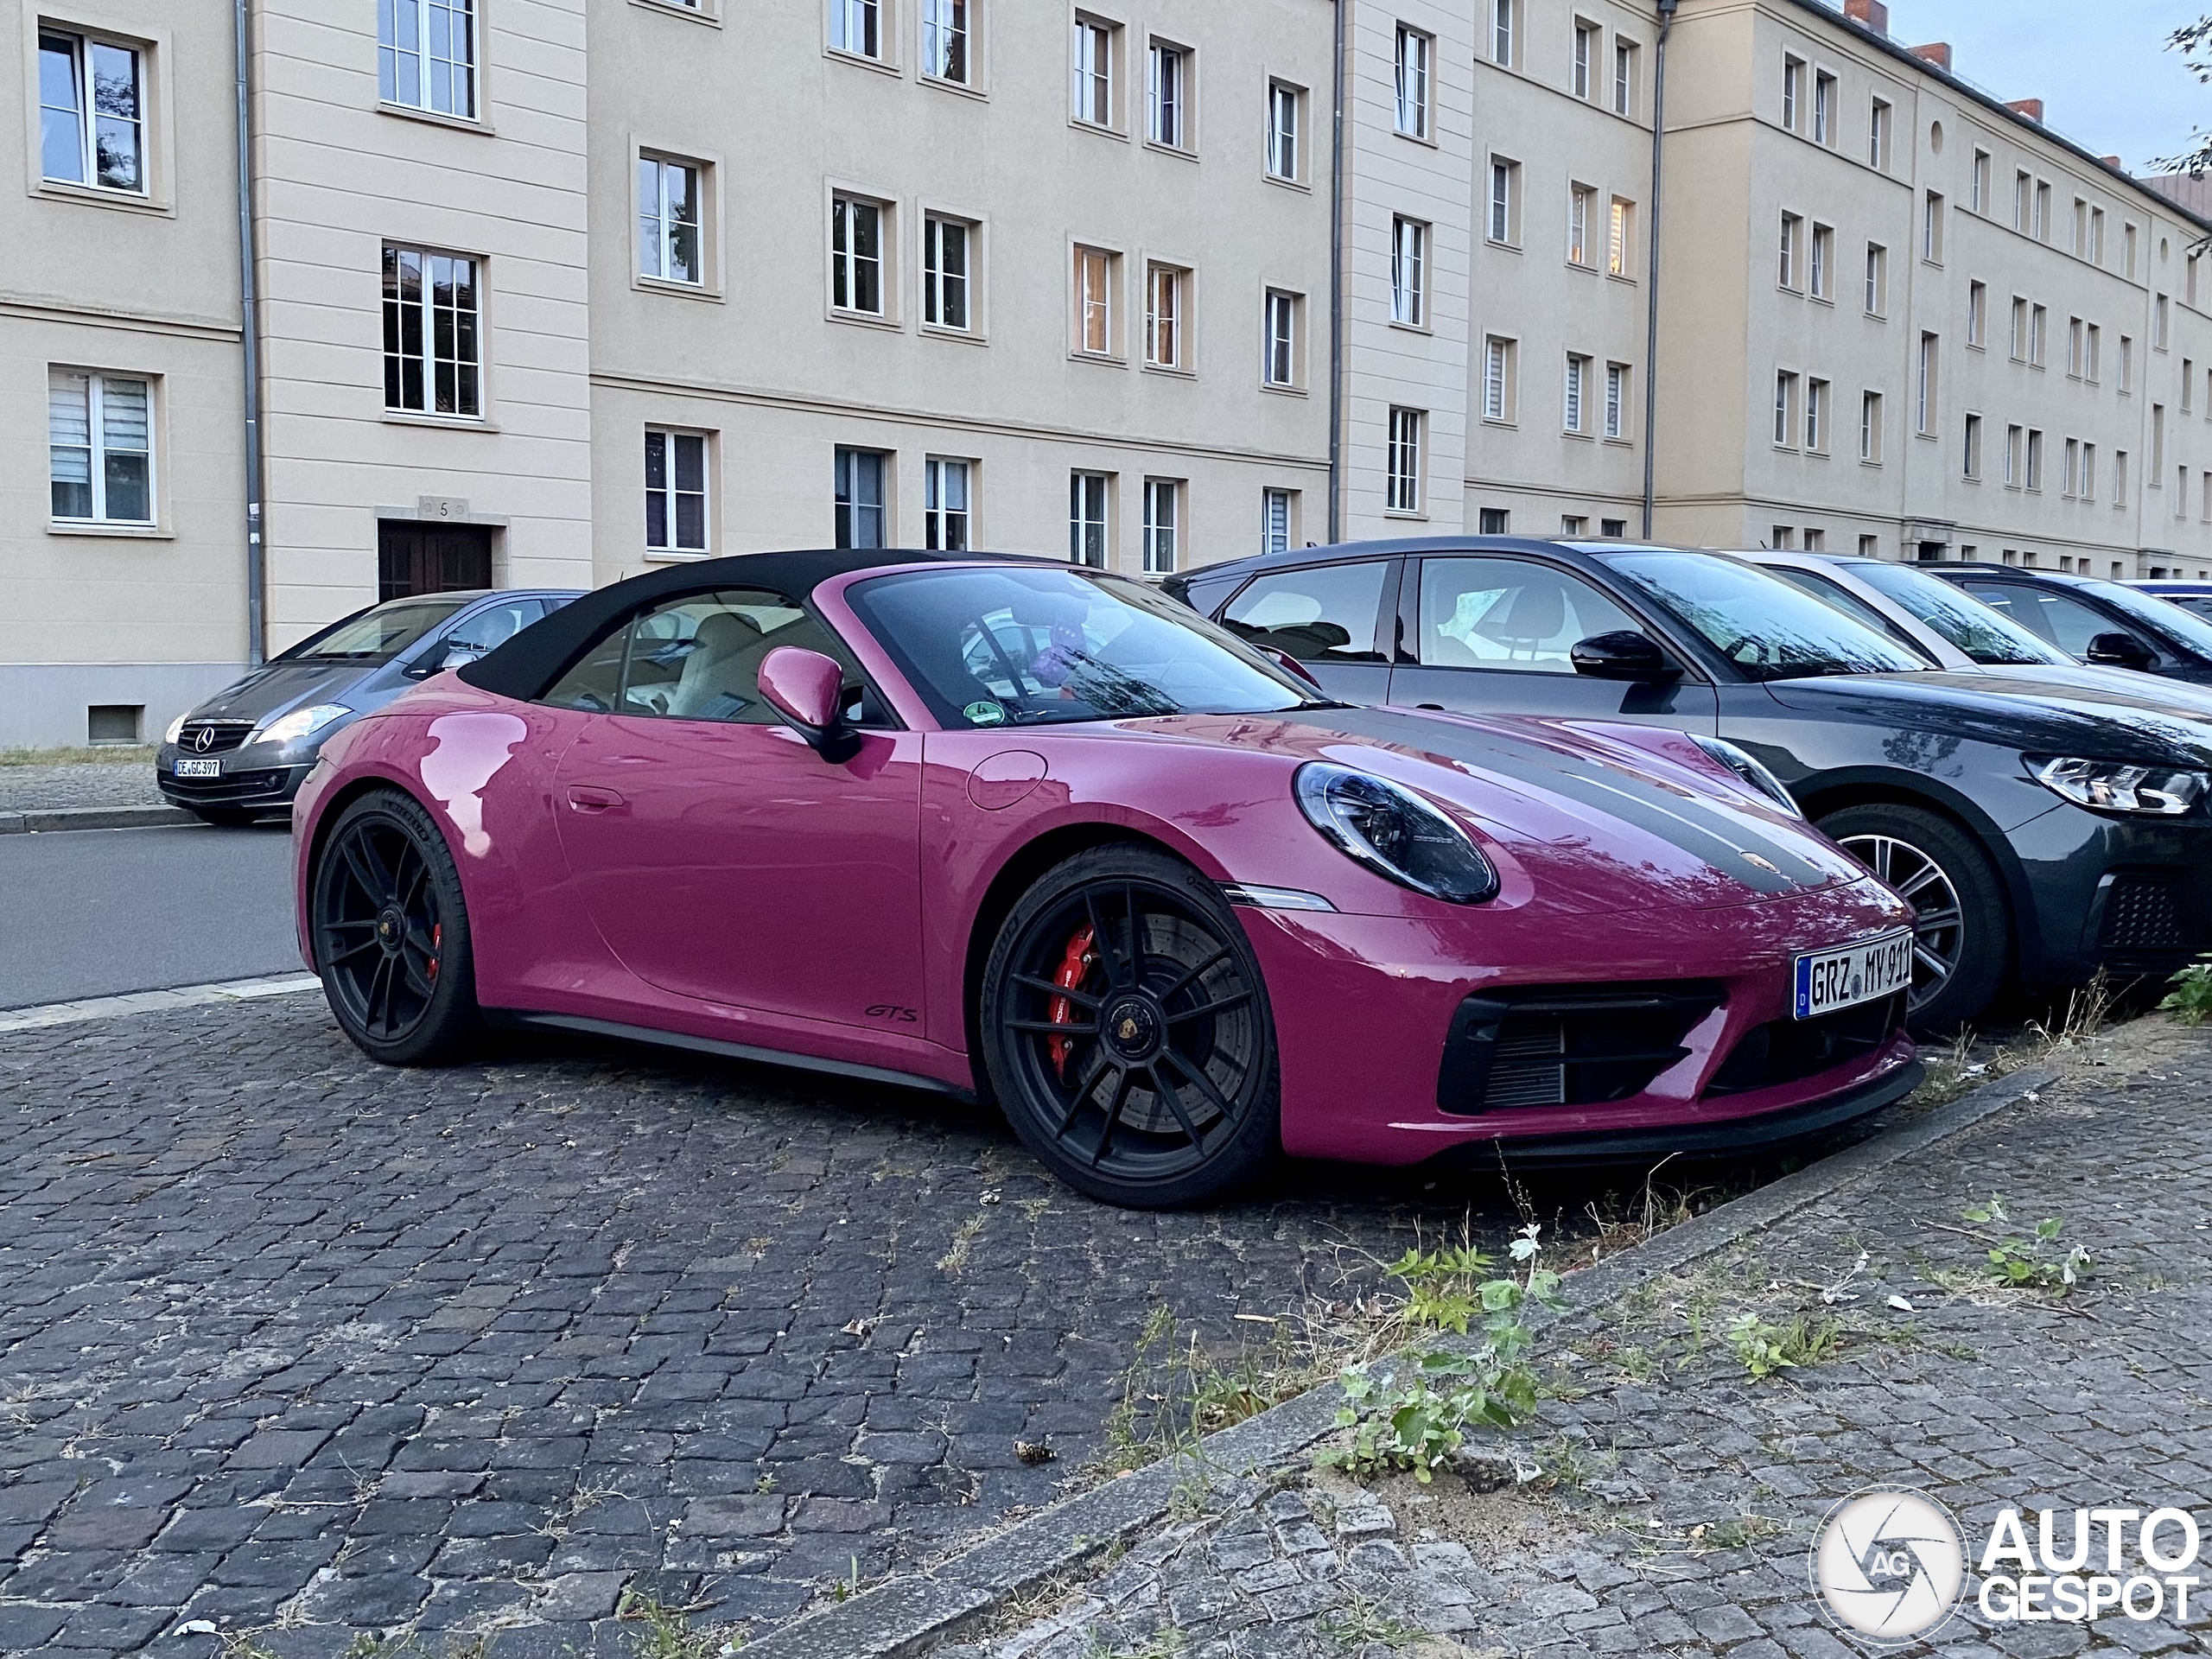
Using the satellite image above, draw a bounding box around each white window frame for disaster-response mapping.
[830,193,885,315]
[922,213,972,331]
[1070,470,1110,566]
[1868,98,1890,170]
[1564,353,1590,433]
[1864,243,1885,315]
[378,0,475,119]
[1385,406,1424,513]
[924,455,972,550]
[637,154,704,286]
[1071,16,1115,127]
[1490,0,1513,66]
[1612,40,1635,115]
[1487,157,1518,245]
[1962,411,1982,480]
[1395,25,1431,139]
[1813,69,1834,145]
[1809,222,1831,299]
[644,428,709,555]
[1262,288,1299,388]
[1604,361,1627,439]
[1262,487,1294,555]
[1144,262,1187,369]
[1391,216,1427,326]
[1916,333,1938,435]
[1266,80,1300,181]
[38,28,147,192]
[1141,477,1180,575]
[1074,244,1116,356]
[830,0,883,60]
[381,243,482,418]
[1572,20,1595,99]
[834,446,888,548]
[1806,377,1827,451]
[921,0,969,84]
[1483,335,1516,423]
[1860,391,1882,462]
[1774,371,1797,447]
[48,368,154,524]
[1568,185,1592,266]
[1147,38,1187,149]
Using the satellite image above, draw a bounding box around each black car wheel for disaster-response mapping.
[980,845,1281,1208]
[310,790,482,1065]
[1818,802,2008,1033]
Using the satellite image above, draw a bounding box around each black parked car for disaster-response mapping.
[159,588,581,824]
[1927,563,2212,684]
[1167,537,2212,1030]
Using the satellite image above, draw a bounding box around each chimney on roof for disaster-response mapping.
[1910,42,1951,73]
[2007,98,2045,123]
[1843,0,1888,34]
[2102,155,2125,169]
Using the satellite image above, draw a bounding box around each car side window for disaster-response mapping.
[442,599,544,655]
[542,588,865,723]
[1765,570,1934,662]
[1960,582,2141,658]
[1220,562,1391,663]
[1415,556,1641,673]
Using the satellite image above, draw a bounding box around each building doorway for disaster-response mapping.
[378,521,494,600]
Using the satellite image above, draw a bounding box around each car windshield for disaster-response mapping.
[847,565,1325,728]
[288,598,471,662]
[2079,579,2212,658]
[1599,550,1927,681]
[1847,561,2069,667]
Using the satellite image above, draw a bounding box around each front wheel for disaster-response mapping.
[310,789,483,1065]
[979,845,1281,1209]
[1818,802,2009,1033]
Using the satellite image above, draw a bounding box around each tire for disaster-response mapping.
[190,807,261,827]
[1817,801,2010,1033]
[309,789,484,1065]
[979,844,1281,1209]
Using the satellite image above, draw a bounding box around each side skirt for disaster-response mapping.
[487,1010,980,1103]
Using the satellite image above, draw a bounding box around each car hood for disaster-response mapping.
[1127,704,1872,912]
[1763,671,2212,766]
[188,659,365,725]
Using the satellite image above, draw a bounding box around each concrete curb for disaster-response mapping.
[738,1061,2063,1659]
[0,803,194,834]
[0,972,323,1033]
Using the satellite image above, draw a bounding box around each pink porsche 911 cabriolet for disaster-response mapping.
[293,550,1920,1207]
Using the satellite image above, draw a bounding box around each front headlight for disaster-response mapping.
[250,703,351,748]
[2031,755,2208,816]
[1692,735,1803,818]
[1294,763,1499,904]
[162,713,188,746]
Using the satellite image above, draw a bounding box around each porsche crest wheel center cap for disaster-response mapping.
[1103,996,1162,1062]
[376,907,403,952]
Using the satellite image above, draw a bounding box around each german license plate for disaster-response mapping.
[174,757,222,779]
[1793,929,1914,1020]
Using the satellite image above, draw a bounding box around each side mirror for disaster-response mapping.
[2086,631,2157,671]
[1261,645,1324,690]
[759,646,859,760]
[1571,630,1678,682]
[439,644,485,671]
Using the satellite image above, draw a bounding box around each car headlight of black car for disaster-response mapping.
[2030,755,2209,816]
[1691,735,1803,818]
[1294,763,1499,904]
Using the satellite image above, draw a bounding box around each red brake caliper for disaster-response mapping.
[1046,923,1097,1079]
[426,921,442,983]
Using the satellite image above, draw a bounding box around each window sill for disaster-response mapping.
[31,180,169,217]
[1382,508,1429,521]
[635,274,723,303]
[825,46,901,76]
[1070,118,1129,143]
[47,520,171,540]
[1563,429,1595,442]
[1262,172,1311,194]
[631,0,718,20]
[1259,381,1308,398]
[922,73,986,100]
[1860,459,1884,469]
[1606,271,1637,287]
[1809,294,1834,308]
[1388,318,1432,336]
[1485,238,1521,253]
[1566,259,1597,275]
[1141,361,1196,379]
[1070,349,1127,367]
[1393,127,1439,149]
[384,410,499,432]
[1967,341,1986,353]
[1143,139,1199,163]
[829,307,902,332]
[919,321,988,346]
[1481,416,1518,429]
[1602,435,1633,448]
[378,101,493,135]
[643,546,715,563]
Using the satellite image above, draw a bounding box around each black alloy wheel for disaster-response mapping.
[1817,801,2009,1034]
[311,790,483,1065]
[981,845,1281,1208]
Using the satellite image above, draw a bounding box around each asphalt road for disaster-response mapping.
[0,823,302,1009]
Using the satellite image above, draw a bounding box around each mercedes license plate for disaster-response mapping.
[1793,929,1914,1020]
[173,757,222,779]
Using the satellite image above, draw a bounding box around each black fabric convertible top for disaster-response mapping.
[458,548,966,702]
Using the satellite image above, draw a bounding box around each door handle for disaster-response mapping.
[565,785,626,812]
[1415,703,1445,710]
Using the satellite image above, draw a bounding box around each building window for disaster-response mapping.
[1491,0,1513,66]
[1572,20,1595,99]
[1864,243,1885,315]
[1608,198,1634,277]
[1071,16,1114,126]
[1814,70,1834,145]
[48,369,151,523]
[2126,223,2139,278]
[1782,55,1802,130]
[923,214,970,329]
[1564,353,1590,433]
[1802,528,1826,552]
[2156,293,2171,350]
[1145,264,1186,367]
[1922,192,1943,264]
[1561,515,1588,536]
[1267,81,1300,181]
[830,194,884,315]
[2009,296,2027,360]
[1262,487,1295,554]
[2155,405,2167,476]
[1147,40,1186,147]
[925,456,971,550]
[1612,40,1636,115]
[2005,423,2021,485]
[644,429,708,554]
[1810,223,1832,299]
[2086,326,2102,382]
[1070,471,1109,566]
[1568,185,1592,265]
[1806,378,1827,451]
[1602,517,1628,537]
[2084,442,2097,499]
[1476,507,1509,534]
[1487,158,1519,244]
[2115,450,2130,502]
[1770,525,1795,550]
[1859,390,1882,462]
[1604,361,1628,439]
[1395,25,1431,138]
[2025,429,2044,492]
[1916,334,1938,435]
[1774,371,1797,446]
[1263,289,1299,387]
[2074,320,2089,381]
[1386,407,1424,513]
[2074,198,2090,258]
[1074,245,1115,354]
[1482,335,1516,422]
[1962,411,1982,480]
[1142,478,1179,575]
[378,0,474,118]
[2034,181,2050,241]
[2030,304,2046,365]
[1868,98,1890,170]
[922,0,969,82]
[835,447,887,548]
[2120,334,2134,391]
[1971,148,1989,213]
[1778,213,1801,289]
[1967,281,1986,347]
[1392,216,1427,324]
[382,245,480,416]
[39,29,144,191]
[2012,170,2031,231]
[1858,534,1878,558]
[637,156,702,285]
[830,0,881,60]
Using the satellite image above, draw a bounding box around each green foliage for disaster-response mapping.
[1723,1313,1839,1381]
[615,1588,732,1659]
[1963,1194,2090,1294]
[2159,955,2212,1027]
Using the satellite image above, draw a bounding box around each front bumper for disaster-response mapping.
[2005,802,2212,985]
[156,741,315,814]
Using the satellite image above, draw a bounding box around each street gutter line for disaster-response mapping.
[0,973,321,1033]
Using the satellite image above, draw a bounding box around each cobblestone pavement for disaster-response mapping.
[0,761,162,814]
[955,1019,2212,1659]
[0,993,1584,1657]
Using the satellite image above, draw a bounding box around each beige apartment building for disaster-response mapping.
[7,0,2212,748]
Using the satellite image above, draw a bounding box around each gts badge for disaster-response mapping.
[865,1004,919,1023]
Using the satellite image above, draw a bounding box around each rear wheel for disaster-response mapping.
[980,845,1280,1209]
[310,790,483,1065]
[1818,802,2008,1033]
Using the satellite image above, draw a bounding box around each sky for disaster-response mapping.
[1879,0,2207,172]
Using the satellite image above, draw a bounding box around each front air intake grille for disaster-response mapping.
[176,720,254,754]
[1704,992,1905,1097]
[1438,982,1725,1116]
[2099,876,2186,952]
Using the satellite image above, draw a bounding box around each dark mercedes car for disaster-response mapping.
[1168,537,2212,1030]
[160,588,580,823]
[1927,563,2212,685]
